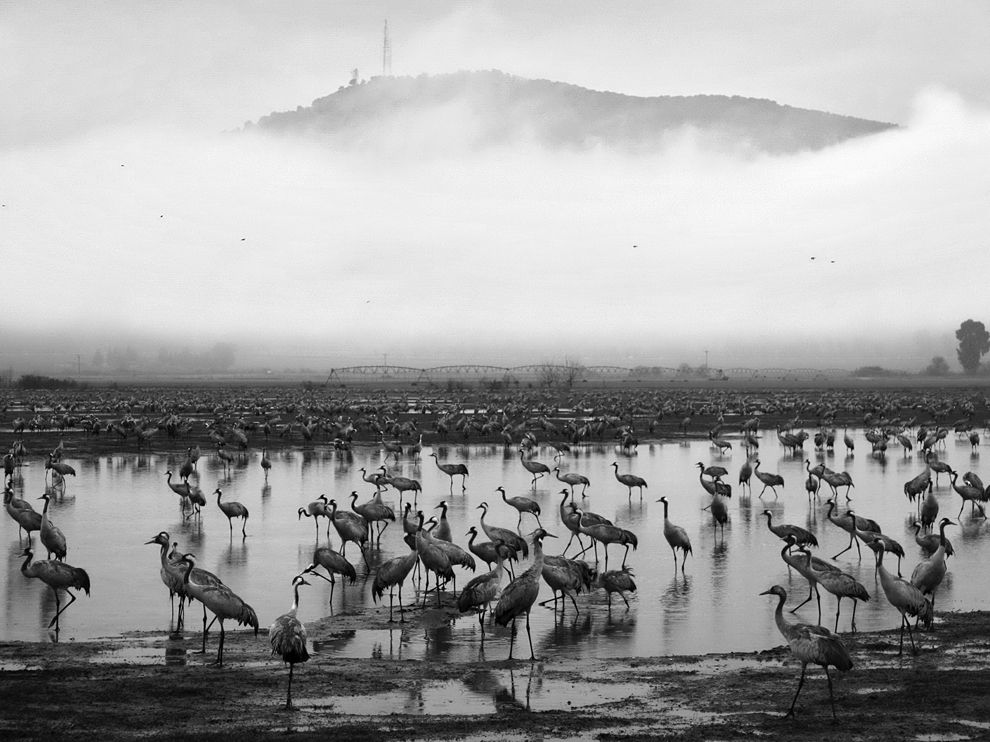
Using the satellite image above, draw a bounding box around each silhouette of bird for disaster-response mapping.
[20,546,90,637]
[430,452,469,492]
[911,520,955,558]
[350,490,395,545]
[303,544,357,606]
[457,558,506,634]
[214,487,249,537]
[494,528,555,660]
[518,449,551,487]
[4,484,41,540]
[950,471,988,518]
[145,531,187,630]
[704,492,729,538]
[910,518,954,614]
[165,470,192,513]
[611,462,647,498]
[554,467,590,498]
[658,496,692,573]
[297,495,332,541]
[874,542,932,655]
[432,500,453,542]
[371,539,419,622]
[762,509,817,548]
[466,526,514,570]
[753,460,784,497]
[260,449,272,477]
[573,512,637,571]
[799,546,870,633]
[843,429,854,454]
[476,501,529,560]
[377,467,422,504]
[597,567,637,611]
[269,575,310,709]
[37,493,67,561]
[178,554,258,664]
[761,585,852,720]
[327,499,370,568]
[738,459,753,494]
[414,513,455,606]
[497,486,542,529]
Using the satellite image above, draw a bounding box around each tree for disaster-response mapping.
[925,356,950,376]
[956,319,990,374]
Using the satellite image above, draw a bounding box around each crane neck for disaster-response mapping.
[291,582,302,614]
[20,550,34,574]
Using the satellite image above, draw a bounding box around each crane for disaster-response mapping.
[260,449,272,478]
[430,452,469,492]
[518,449,551,487]
[553,467,590,498]
[145,531,187,631]
[466,526,515,571]
[269,574,310,709]
[874,542,932,655]
[178,554,259,664]
[214,487,249,537]
[303,544,357,608]
[165,470,192,514]
[949,471,988,518]
[911,520,955,558]
[457,558,506,635]
[611,462,647,498]
[350,490,394,545]
[432,500,453,542]
[371,538,419,622]
[497,486,542,529]
[753,460,784,498]
[761,585,852,720]
[37,493,67,561]
[799,546,870,633]
[327,499,370,568]
[657,496,692,573]
[494,528,555,660]
[597,567,637,611]
[297,495,332,541]
[476,501,529,561]
[4,485,41,540]
[909,518,955,615]
[762,509,817,548]
[20,546,90,638]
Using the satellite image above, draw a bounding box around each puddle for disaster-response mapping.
[853,686,903,695]
[92,637,188,667]
[957,721,990,730]
[915,735,970,742]
[300,672,648,715]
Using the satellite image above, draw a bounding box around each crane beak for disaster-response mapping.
[759,589,773,596]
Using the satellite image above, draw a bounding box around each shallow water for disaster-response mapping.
[3,433,989,661]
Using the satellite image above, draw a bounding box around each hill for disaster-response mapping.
[246,70,895,154]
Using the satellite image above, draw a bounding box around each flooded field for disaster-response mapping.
[4,430,988,661]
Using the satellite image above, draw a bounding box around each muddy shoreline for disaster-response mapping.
[2,609,989,740]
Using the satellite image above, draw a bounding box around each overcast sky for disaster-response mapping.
[3,1,989,370]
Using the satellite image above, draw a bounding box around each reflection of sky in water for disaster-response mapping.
[4,435,989,661]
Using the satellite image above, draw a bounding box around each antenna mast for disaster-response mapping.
[382,19,392,77]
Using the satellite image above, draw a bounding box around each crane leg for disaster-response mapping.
[525,611,535,661]
[49,588,78,627]
[621,593,630,610]
[286,663,295,709]
[785,665,807,717]
[824,665,837,721]
[508,620,516,660]
[834,597,842,632]
[216,622,225,665]
[790,583,814,614]
[832,533,854,560]
[242,517,248,538]
[568,592,580,615]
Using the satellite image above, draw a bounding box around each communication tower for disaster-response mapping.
[382,20,392,77]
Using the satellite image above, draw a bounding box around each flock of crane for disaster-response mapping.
[3,411,987,717]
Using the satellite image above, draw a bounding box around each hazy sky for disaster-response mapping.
[3,1,990,370]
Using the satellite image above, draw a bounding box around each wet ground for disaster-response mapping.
[1,608,989,740]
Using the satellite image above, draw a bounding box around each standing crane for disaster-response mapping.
[214,487,249,537]
[4,485,41,540]
[327,499,370,568]
[260,449,272,478]
[178,553,259,664]
[430,452,469,493]
[597,567,637,611]
[457,558,506,636]
[874,542,932,655]
[800,546,870,633]
[494,528,555,660]
[37,493,67,561]
[657,496,692,573]
[496,486,542,529]
[949,471,988,518]
[738,458,753,495]
[466,526,515,571]
[145,531,188,631]
[269,574,310,710]
[476,501,529,561]
[350,490,394,545]
[518,449,551,487]
[297,495,332,541]
[762,510,818,548]
[302,544,357,607]
[909,518,955,615]
[165,470,192,514]
[761,585,852,720]
[371,538,419,622]
[753,460,784,497]
[611,462,647,498]
[20,546,90,638]
[553,467,590,498]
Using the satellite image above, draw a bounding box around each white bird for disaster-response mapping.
[761,585,852,720]
[269,575,311,709]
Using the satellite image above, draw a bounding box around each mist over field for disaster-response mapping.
[3,3,989,376]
